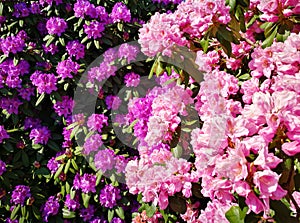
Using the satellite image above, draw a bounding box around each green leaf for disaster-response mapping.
[54,164,64,179]
[217,25,234,42]
[238,73,250,80]
[94,40,100,49]
[270,200,298,223]
[32,205,41,220]
[169,196,187,214]
[64,159,71,174]
[59,37,65,46]
[172,145,183,159]
[145,204,156,218]
[115,207,125,220]
[71,159,78,171]
[13,57,19,66]
[0,3,3,15]
[237,0,249,7]
[3,142,14,152]
[227,0,236,11]
[216,32,232,57]
[21,150,29,167]
[62,208,76,218]
[149,60,158,79]
[117,23,123,32]
[46,36,55,47]
[47,140,60,151]
[108,209,114,222]
[82,193,91,208]
[200,38,209,53]
[19,20,24,27]
[262,25,278,48]
[35,93,45,106]
[225,206,248,223]
[10,204,20,219]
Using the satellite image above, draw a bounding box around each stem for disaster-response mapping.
[288,191,300,220]
[240,35,257,47]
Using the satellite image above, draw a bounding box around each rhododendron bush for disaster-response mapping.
[1,0,300,222]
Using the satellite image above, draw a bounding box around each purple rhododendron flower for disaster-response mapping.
[29,126,51,144]
[11,185,31,205]
[79,205,95,222]
[0,125,9,143]
[110,2,131,23]
[94,149,115,172]
[41,196,60,222]
[66,40,85,60]
[0,160,6,176]
[99,184,121,208]
[30,71,57,94]
[83,21,105,39]
[53,96,74,117]
[46,17,67,36]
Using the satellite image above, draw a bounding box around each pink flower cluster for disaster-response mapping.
[183,33,300,220]
[139,0,231,56]
[257,0,300,22]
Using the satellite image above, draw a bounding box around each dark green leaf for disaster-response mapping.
[217,25,234,42]
[270,200,298,223]
[169,196,187,214]
[21,150,29,167]
[262,26,278,48]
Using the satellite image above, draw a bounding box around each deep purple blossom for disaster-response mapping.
[118,43,139,63]
[11,185,31,205]
[73,173,96,193]
[80,173,97,193]
[99,185,121,208]
[0,160,6,176]
[56,59,80,79]
[0,34,25,56]
[73,0,91,18]
[66,40,85,60]
[124,72,140,87]
[13,3,30,18]
[64,194,80,211]
[83,134,103,155]
[18,86,35,101]
[24,117,41,130]
[39,0,63,6]
[53,96,74,117]
[0,97,22,114]
[30,71,57,94]
[0,125,9,143]
[87,114,108,133]
[41,196,60,222]
[105,95,121,110]
[87,62,117,83]
[29,126,51,144]
[30,2,40,14]
[73,173,81,190]
[110,2,131,23]
[43,43,59,55]
[94,149,115,172]
[111,217,125,223]
[83,21,105,39]
[79,205,95,222]
[46,17,67,36]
